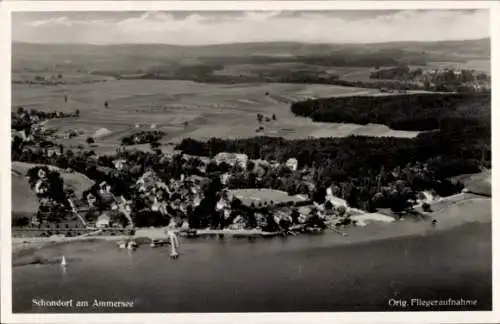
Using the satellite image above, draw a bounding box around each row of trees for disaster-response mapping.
[175,131,483,211]
[369,66,491,92]
[138,69,434,93]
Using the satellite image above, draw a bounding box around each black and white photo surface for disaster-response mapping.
[2,2,496,322]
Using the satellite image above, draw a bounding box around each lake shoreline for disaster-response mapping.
[12,221,492,312]
[13,193,491,257]
[12,206,491,268]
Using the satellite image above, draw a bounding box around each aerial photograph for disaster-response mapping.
[10,9,491,313]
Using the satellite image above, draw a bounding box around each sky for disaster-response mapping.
[12,10,490,45]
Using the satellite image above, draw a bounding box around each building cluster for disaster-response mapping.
[415,68,490,92]
[372,66,491,92]
[13,108,414,234]
[20,138,359,233]
[74,147,361,233]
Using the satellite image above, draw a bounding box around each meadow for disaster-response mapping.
[228,188,307,206]
[12,79,423,156]
[213,62,373,80]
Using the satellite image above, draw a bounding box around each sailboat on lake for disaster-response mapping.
[61,256,67,267]
[168,231,180,259]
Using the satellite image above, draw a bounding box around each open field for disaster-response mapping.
[13,79,422,154]
[11,168,39,217]
[12,71,114,85]
[228,188,308,206]
[213,62,373,79]
[12,161,95,196]
[429,196,491,225]
[451,170,491,196]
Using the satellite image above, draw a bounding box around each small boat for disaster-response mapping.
[61,256,67,267]
[118,240,127,249]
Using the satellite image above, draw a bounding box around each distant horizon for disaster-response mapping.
[12,36,491,47]
[12,10,490,45]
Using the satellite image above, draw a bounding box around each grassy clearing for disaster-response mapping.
[229,188,306,206]
[452,170,491,196]
[11,171,39,216]
[308,123,421,138]
[11,162,95,211]
[431,197,491,224]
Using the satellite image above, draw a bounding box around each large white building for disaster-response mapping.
[214,152,248,169]
[285,158,298,171]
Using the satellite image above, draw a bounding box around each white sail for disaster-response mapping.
[61,256,67,266]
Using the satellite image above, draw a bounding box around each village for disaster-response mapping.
[7,10,494,316]
[11,106,443,246]
[370,66,491,92]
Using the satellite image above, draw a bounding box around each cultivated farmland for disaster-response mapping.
[12,79,421,154]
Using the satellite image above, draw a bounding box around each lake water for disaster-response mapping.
[13,222,491,313]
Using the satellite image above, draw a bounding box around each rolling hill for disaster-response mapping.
[11,162,95,218]
[13,38,490,75]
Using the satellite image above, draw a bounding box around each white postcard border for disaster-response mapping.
[1,1,499,323]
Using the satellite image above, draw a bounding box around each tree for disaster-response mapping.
[75,109,80,117]
[346,185,359,208]
[257,113,263,123]
[104,101,109,108]
[246,160,255,172]
[336,205,347,217]
[13,216,30,227]
[422,202,432,213]
[86,137,95,145]
[272,114,276,121]
[313,186,327,204]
